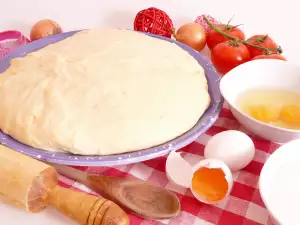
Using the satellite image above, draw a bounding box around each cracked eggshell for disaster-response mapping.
[165,150,193,188]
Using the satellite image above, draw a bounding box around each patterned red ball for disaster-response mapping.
[134,7,174,38]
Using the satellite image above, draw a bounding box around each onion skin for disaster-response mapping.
[175,23,207,52]
[30,19,63,41]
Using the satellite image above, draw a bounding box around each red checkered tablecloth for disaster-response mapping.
[58,105,280,225]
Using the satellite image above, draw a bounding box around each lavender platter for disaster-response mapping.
[0,31,223,166]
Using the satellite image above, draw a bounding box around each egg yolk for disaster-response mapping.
[280,105,300,124]
[191,167,228,202]
[248,105,280,123]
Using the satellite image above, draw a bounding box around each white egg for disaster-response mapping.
[204,130,255,172]
[191,158,233,204]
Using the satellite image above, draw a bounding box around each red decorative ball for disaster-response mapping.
[134,7,174,38]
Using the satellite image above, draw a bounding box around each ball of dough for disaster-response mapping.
[0,29,210,155]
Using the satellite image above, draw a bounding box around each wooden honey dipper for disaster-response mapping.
[0,145,129,225]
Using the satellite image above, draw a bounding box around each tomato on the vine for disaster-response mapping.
[211,41,251,75]
[246,35,279,58]
[206,24,245,50]
[252,54,286,61]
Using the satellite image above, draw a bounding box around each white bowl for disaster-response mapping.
[259,139,300,225]
[220,59,300,143]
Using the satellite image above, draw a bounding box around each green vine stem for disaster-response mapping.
[203,16,282,54]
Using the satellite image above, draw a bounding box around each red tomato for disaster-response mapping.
[246,35,279,58]
[252,54,286,61]
[211,41,251,75]
[206,24,245,50]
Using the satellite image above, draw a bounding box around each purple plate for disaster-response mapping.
[0,30,223,166]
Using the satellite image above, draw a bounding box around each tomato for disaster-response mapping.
[252,54,286,61]
[246,35,279,58]
[206,24,245,50]
[211,41,251,75]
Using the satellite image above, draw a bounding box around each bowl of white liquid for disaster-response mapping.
[259,139,300,225]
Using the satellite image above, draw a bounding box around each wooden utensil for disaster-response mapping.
[52,163,181,220]
[0,145,129,225]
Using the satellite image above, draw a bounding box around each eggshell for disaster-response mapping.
[165,150,193,188]
[204,130,255,172]
[191,158,233,204]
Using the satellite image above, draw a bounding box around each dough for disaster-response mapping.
[0,29,210,155]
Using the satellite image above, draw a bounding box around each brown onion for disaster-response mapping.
[30,19,62,41]
[175,23,207,52]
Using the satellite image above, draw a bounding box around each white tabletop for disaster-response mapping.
[0,201,76,225]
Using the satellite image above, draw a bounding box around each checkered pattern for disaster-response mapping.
[58,104,279,225]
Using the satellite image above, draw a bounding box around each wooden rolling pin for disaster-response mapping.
[0,145,129,225]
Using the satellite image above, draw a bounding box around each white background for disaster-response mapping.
[0,0,299,224]
[1,0,300,64]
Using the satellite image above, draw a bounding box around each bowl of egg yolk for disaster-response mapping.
[220,59,300,144]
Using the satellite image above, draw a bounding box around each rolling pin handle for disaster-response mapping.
[48,185,129,225]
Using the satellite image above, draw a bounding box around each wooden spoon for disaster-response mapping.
[52,163,181,220]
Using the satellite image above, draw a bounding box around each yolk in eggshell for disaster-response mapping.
[191,167,228,202]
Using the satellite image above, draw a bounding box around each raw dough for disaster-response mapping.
[0,29,210,155]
